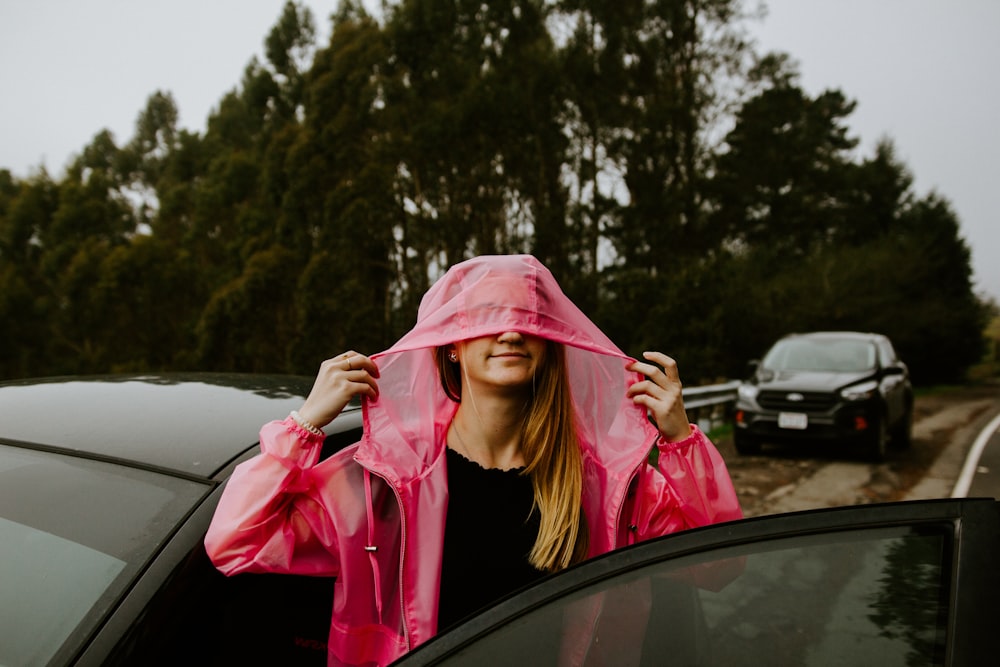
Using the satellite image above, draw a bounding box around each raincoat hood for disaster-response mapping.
[359,254,659,484]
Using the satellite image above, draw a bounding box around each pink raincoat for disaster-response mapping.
[205,254,742,666]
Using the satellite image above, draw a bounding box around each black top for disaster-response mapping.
[437,447,544,631]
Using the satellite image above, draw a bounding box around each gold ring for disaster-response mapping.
[344,356,352,371]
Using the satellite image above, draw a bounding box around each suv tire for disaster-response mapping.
[891,403,913,450]
[867,416,888,462]
[734,431,762,456]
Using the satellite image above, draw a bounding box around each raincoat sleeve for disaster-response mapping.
[632,425,743,540]
[204,417,343,577]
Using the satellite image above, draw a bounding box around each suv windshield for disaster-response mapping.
[762,338,876,373]
[0,444,208,666]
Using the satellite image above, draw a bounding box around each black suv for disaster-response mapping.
[733,331,913,461]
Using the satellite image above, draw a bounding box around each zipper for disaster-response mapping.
[361,462,411,651]
[614,435,658,548]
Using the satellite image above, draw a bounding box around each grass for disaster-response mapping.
[706,422,733,442]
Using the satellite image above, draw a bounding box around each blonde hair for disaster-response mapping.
[435,341,588,572]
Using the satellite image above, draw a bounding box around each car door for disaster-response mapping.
[395,499,1000,666]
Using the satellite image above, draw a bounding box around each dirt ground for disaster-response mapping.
[716,382,1000,517]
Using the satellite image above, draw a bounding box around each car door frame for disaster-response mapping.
[395,498,1000,666]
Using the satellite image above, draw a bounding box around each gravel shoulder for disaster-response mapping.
[715,383,1000,517]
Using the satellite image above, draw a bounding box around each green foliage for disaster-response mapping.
[710,83,859,256]
[971,304,1000,380]
[0,0,987,386]
[196,245,300,371]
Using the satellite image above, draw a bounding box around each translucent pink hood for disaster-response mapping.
[358,254,659,483]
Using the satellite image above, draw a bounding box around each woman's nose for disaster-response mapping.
[497,331,524,344]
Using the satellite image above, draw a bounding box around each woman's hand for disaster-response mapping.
[626,351,693,443]
[297,351,380,429]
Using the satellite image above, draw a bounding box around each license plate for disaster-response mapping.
[778,412,808,430]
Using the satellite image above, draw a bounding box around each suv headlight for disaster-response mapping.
[738,384,759,402]
[841,380,878,401]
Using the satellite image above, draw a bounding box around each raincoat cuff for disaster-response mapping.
[259,417,325,468]
[655,424,706,451]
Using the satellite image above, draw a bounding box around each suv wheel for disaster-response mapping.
[891,403,913,450]
[867,417,888,462]
[734,431,762,456]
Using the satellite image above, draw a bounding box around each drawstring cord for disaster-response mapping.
[364,468,383,624]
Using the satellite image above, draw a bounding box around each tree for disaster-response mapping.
[264,0,318,121]
[838,139,914,245]
[2,0,986,386]
[554,0,753,358]
[709,80,859,258]
[883,194,985,383]
[196,245,300,371]
[706,67,985,383]
[0,171,59,378]
[282,3,398,368]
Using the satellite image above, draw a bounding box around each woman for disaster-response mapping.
[205,254,742,666]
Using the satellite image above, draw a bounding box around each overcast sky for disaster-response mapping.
[2,0,996,300]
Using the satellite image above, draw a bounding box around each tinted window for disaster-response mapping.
[0,444,207,666]
[877,339,898,367]
[763,338,877,372]
[428,525,949,666]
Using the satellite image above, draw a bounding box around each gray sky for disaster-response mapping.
[1,0,996,300]
[753,0,999,303]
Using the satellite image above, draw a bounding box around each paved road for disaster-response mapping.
[956,412,1000,499]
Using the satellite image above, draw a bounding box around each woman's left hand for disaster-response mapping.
[626,351,693,442]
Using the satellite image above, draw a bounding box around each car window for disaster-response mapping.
[411,524,951,666]
[877,339,898,367]
[101,540,335,667]
[763,338,876,372]
[0,444,208,667]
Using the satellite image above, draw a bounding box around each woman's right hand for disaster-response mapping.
[297,351,380,429]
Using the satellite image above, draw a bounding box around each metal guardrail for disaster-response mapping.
[682,380,741,433]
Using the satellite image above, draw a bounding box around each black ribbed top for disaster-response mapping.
[437,447,544,631]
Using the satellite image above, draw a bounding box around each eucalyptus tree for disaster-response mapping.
[554,0,753,358]
[264,0,318,123]
[115,91,181,221]
[191,1,320,371]
[477,0,569,281]
[0,158,136,378]
[0,169,56,269]
[883,193,985,383]
[709,81,859,259]
[32,129,142,372]
[0,170,59,378]
[282,0,400,367]
[708,69,984,383]
[838,139,914,245]
[382,0,560,285]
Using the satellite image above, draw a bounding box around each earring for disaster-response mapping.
[448,351,458,363]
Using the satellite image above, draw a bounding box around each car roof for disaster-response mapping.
[0,373,361,480]
[782,331,886,342]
